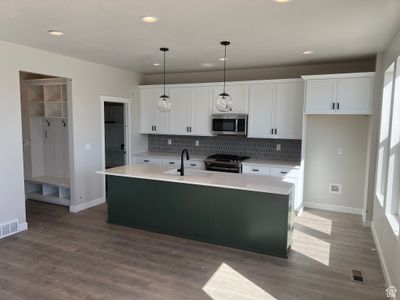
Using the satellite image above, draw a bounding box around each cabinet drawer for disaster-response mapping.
[242,165,270,176]
[134,156,162,165]
[185,160,205,169]
[270,167,299,178]
[161,159,181,167]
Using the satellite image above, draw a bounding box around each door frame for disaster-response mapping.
[100,95,132,197]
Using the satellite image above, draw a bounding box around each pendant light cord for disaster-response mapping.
[163,50,166,96]
[223,44,227,94]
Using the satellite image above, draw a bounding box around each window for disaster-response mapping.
[385,57,400,235]
[376,63,395,206]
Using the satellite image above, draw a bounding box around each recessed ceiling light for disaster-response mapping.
[274,0,291,3]
[140,16,159,23]
[48,30,63,36]
[302,50,314,55]
[153,63,161,66]
[202,63,214,67]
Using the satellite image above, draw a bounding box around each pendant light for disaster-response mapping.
[158,47,172,112]
[216,41,232,112]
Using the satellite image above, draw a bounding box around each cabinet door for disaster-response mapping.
[305,79,336,114]
[275,82,304,139]
[336,77,373,114]
[139,88,159,133]
[189,86,212,136]
[247,84,275,138]
[169,87,190,135]
[212,84,249,113]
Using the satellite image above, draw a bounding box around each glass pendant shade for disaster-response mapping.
[158,95,172,112]
[158,47,172,112]
[216,92,233,112]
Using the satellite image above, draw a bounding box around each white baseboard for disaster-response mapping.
[361,209,372,227]
[296,205,304,216]
[18,222,28,232]
[69,197,105,213]
[371,222,391,287]
[303,202,362,215]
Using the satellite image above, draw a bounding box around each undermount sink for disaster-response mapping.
[164,169,213,177]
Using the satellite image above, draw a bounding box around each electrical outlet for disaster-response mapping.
[338,147,343,155]
[195,140,200,147]
[167,138,172,145]
[276,144,281,151]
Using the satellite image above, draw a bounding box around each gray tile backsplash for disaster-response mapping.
[148,135,301,161]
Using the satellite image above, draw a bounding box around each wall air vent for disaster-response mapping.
[0,219,19,239]
[329,184,342,194]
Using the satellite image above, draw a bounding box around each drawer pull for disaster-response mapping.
[169,162,175,165]
[252,169,259,172]
[144,159,149,163]
[190,163,196,166]
[280,171,288,174]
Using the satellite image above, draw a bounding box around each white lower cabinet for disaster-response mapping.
[134,156,162,165]
[269,167,299,178]
[242,165,271,175]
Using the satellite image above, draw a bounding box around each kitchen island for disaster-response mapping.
[98,164,294,258]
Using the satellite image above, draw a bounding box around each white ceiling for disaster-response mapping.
[1,0,400,74]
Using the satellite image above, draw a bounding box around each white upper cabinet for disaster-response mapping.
[139,87,170,134]
[169,87,190,135]
[248,80,304,139]
[189,86,213,136]
[303,73,374,115]
[212,84,249,113]
[304,79,336,114]
[248,84,275,138]
[140,85,212,136]
[275,82,304,139]
[336,77,374,114]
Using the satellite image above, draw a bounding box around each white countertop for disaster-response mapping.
[97,164,294,195]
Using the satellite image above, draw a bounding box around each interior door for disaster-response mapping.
[247,83,275,138]
[305,79,336,114]
[274,82,304,139]
[336,77,373,114]
[189,86,212,136]
[169,87,190,134]
[104,102,126,168]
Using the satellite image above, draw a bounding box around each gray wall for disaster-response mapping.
[144,60,375,84]
[370,28,400,290]
[304,115,369,213]
[0,40,145,229]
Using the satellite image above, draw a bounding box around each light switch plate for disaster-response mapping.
[168,138,172,145]
[338,147,343,155]
[85,143,91,151]
[195,140,200,147]
[276,144,281,151]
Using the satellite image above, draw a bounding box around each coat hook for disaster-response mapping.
[45,120,50,126]
[61,120,66,127]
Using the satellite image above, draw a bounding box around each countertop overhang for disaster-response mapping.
[97,164,294,195]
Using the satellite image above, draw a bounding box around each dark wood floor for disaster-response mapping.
[0,201,386,300]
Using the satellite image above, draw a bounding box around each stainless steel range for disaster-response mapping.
[204,154,249,173]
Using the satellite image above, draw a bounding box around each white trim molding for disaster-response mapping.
[371,222,392,287]
[18,222,28,232]
[69,197,105,213]
[303,202,362,215]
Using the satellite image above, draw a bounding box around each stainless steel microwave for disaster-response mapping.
[211,114,248,136]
